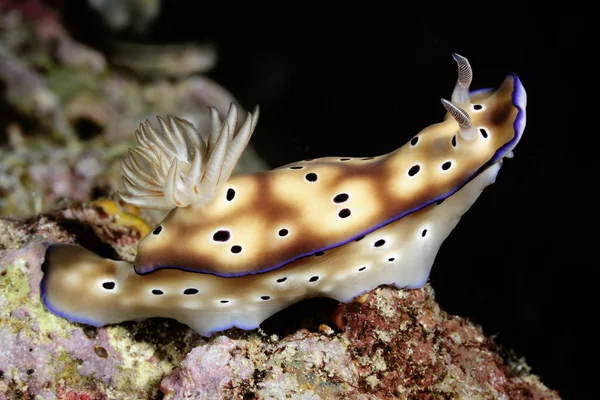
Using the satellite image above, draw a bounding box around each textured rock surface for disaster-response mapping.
[0,203,560,399]
[0,209,203,399]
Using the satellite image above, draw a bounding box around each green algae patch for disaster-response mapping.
[0,259,29,305]
[0,258,71,338]
[0,259,34,334]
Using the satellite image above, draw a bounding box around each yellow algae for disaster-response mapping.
[93,199,152,237]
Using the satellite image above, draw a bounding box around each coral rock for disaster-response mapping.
[0,208,560,399]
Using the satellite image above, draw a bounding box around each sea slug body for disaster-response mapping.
[41,54,527,336]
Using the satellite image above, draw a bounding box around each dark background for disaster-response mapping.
[64,3,587,398]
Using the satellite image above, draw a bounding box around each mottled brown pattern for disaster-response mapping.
[491,104,513,127]
[134,76,519,276]
[43,164,502,334]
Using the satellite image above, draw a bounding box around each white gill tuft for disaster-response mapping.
[119,103,260,209]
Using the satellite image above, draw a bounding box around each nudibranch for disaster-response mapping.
[41,54,527,336]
